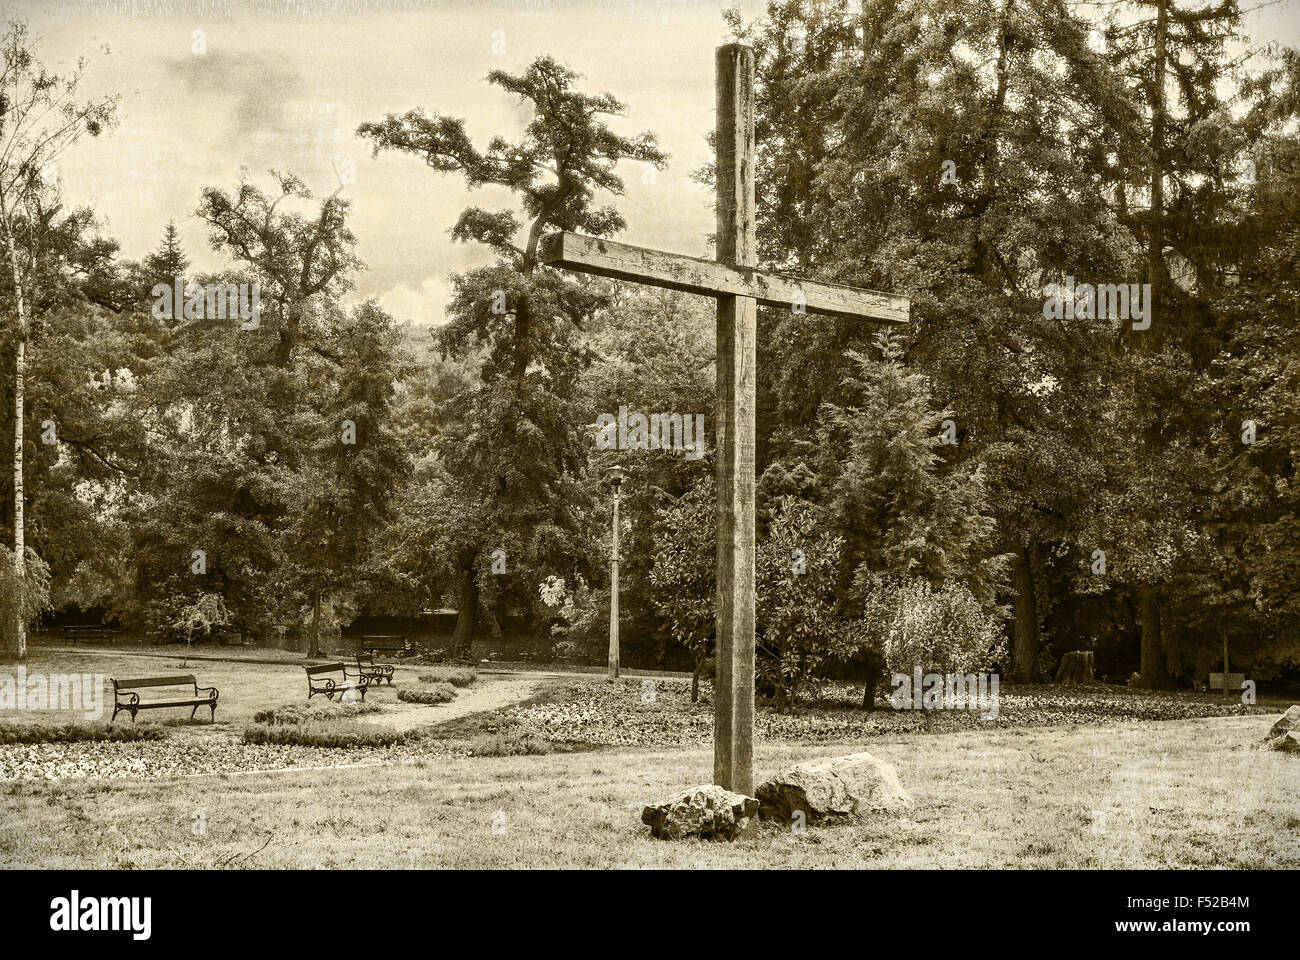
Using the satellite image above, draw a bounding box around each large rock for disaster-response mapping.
[757,752,912,822]
[641,785,759,841]
[1265,705,1300,742]
[1268,730,1300,754]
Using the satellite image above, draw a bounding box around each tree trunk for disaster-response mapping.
[3,221,27,661]
[306,589,322,659]
[1010,543,1039,683]
[1056,650,1095,684]
[450,568,478,660]
[1139,586,1166,689]
[861,679,876,711]
[12,338,24,661]
[1147,0,1168,339]
[1222,635,1230,702]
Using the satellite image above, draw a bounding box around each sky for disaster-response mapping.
[12,0,1300,327]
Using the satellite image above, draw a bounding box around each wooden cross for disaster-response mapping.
[541,43,909,795]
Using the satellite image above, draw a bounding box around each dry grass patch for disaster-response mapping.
[418,667,477,688]
[1,714,1294,869]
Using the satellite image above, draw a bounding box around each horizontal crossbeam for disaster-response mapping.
[539,232,909,324]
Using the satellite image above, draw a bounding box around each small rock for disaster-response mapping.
[641,784,759,840]
[1265,705,1300,742]
[757,752,913,822]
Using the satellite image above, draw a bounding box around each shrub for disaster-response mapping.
[0,545,51,652]
[756,497,869,706]
[861,574,1004,678]
[398,683,456,705]
[466,730,553,756]
[0,722,167,744]
[252,700,381,725]
[241,721,416,748]
[418,667,477,688]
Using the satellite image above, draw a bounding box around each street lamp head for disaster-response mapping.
[605,465,626,491]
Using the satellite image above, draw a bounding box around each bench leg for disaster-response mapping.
[209,704,217,724]
[190,704,199,720]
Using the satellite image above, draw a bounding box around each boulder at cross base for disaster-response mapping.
[1268,730,1300,754]
[641,785,759,841]
[1265,705,1300,742]
[756,752,913,823]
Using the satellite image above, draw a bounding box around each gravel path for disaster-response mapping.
[0,673,554,783]
[355,673,552,732]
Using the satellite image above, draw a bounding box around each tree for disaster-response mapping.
[196,172,359,367]
[173,592,231,666]
[756,496,867,709]
[140,222,189,328]
[358,57,667,657]
[816,333,1004,609]
[648,476,716,702]
[285,299,413,658]
[0,20,115,657]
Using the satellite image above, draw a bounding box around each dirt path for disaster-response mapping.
[357,672,555,732]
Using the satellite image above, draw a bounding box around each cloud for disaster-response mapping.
[376,275,454,329]
[165,50,306,142]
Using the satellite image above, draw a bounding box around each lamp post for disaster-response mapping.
[606,466,626,679]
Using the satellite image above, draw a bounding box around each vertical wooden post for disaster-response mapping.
[713,43,756,795]
[609,489,620,679]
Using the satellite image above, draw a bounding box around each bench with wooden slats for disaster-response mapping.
[111,674,218,723]
[66,625,122,645]
[359,635,408,657]
[305,663,369,701]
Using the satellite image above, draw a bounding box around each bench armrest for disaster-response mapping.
[195,685,219,700]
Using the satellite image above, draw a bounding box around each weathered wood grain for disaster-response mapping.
[713,42,757,798]
[538,232,909,324]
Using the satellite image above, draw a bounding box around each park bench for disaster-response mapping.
[360,635,408,658]
[65,625,122,645]
[111,675,218,724]
[305,663,369,701]
[348,652,395,687]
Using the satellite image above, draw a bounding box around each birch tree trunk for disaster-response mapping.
[3,218,27,661]
[307,589,322,659]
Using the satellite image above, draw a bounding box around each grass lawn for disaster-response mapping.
[0,649,1295,868]
[1,713,1295,868]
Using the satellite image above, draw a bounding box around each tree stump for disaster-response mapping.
[1056,650,1095,684]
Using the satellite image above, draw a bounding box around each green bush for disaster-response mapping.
[0,545,51,651]
[398,683,457,704]
[252,700,381,725]
[0,722,167,744]
[418,667,477,688]
[466,730,553,756]
[241,721,416,748]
